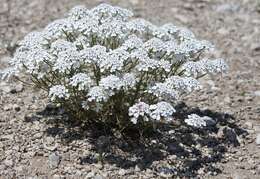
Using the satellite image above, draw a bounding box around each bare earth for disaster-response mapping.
[0,0,260,178]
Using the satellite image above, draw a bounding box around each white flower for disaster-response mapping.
[130,48,149,60]
[204,58,228,74]
[161,23,179,35]
[129,102,150,124]
[122,35,144,50]
[122,73,136,89]
[179,38,214,55]
[100,47,129,72]
[50,39,77,55]
[67,5,90,21]
[143,37,165,53]
[91,3,133,23]
[99,75,124,94]
[80,45,107,65]
[158,60,171,72]
[87,86,108,102]
[152,27,171,40]
[149,76,200,99]
[44,18,74,40]
[177,27,195,40]
[49,85,70,101]
[98,20,127,40]
[149,82,179,101]
[19,31,48,48]
[69,73,92,90]
[126,18,156,35]
[13,47,53,76]
[182,61,207,77]
[165,76,201,93]
[73,35,90,48]
[81,100,89,110]
[136,58,159,72]
[74,17,99,35]
[182,58,228,77]
[184,114,211,128]
[53,49,81,73]
[149,101,176,121]
[0,67,18,80]
[164,40,184,55]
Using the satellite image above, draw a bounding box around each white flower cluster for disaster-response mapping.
[87,86,108,103]
[100,75,124,92]
[182,58,228,77]
[129,101,176,124]
[148,76,201,101]
[1,4,227,127]
[49,85,70,101]
[184,114,213,128]
[69,73,92,90]
[128,102,150,124]
[149,101,176,121]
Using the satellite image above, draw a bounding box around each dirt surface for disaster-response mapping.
[0,0,260,178]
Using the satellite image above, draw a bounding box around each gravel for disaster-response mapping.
[49,152,61,169]
[256,134,260,145]
[1,0,260,178]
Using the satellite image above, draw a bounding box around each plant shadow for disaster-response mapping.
[25,102,247,177]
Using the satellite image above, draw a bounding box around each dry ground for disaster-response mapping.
[0,0,260,178]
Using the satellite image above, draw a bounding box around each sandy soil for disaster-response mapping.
[0,0,260,178]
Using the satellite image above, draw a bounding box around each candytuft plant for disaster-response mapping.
[1,4,227,133]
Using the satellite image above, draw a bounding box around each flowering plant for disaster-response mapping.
[1,4,227,131]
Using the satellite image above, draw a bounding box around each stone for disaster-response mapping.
[256,134,260,145]
[94,163,103,169]
[46,136,55,144]
[0,82,12,93]
[174,14,189,24]
[204,116,216,127]
[48,152,61,169]
[253,125,260,132]
[0,165,6,171]
[33,132,43,139]
[251,43,260,52]
[3,103,20,111]
[16,83,24,92]
[1,134,14,140]
[118,169,126,176]
[224,96,231,104]
[231,172,246,179]
[158,167,175,177]
[53,174,62,179]
[33,121,41,131]
[217,28,229,35]
[218,126,238,144]
[94,174,105,179]
[44,143,58,151]
[85,171,95,178]
[4,159,13,167]
[1,56,12,63]
[129,0,140,5]
[216,3,240,13]
[13,104,21,111]
[10,83,24,93]
[135,165,141,172]
[3,104,13,111]
[253,91,260,96]
[245,121,253,129]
